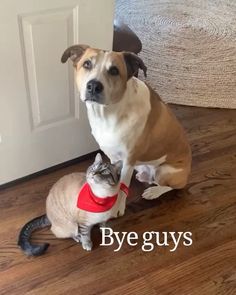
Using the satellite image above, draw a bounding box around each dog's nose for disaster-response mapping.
[86,79,104,95]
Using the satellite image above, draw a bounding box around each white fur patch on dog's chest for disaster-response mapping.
[87,78,151,162]
[90,114,137,161]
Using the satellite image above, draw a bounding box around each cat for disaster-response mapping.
[18,153,129,256]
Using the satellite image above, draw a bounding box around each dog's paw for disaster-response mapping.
[82,240,93,251]
[115,192,127,217]
[142,186,173,200]
[117,207,125,217]
[142,186,158,200]
[117,199,126,217]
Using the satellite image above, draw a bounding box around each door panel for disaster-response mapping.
[0,0,115,185]
[20,7,77,129]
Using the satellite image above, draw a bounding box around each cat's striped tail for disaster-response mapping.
[18,214,51,256]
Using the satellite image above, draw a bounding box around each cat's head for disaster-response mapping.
[86,153,122,188]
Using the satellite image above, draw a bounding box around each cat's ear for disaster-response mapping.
[113,160,123,178]
[94,153,103,165]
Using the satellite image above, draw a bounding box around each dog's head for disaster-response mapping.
[61,45,147,105]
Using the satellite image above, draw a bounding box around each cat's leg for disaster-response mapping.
[142,164,189,200]
[117,163,134,217]
[99,221,112,232]
[79,224,93,251]
[99,222,107,231]
[72,228,81,243]
[51,221,79,240]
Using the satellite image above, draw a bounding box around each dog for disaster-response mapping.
[61,45,191,216]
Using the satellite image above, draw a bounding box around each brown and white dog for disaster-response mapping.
[61,45,191,216]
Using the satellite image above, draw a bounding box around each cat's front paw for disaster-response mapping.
[73,233,81,243]
[82,240,93,251]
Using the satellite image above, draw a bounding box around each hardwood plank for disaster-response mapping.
[144,240,236,295]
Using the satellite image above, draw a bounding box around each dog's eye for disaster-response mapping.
[83,60,92,70]
[108,66,119,76]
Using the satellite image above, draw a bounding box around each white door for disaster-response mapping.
[0,0,115,185]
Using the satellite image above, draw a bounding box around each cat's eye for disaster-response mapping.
[108,66,119,76]
[101,169,110,175]
[83,60,92,70]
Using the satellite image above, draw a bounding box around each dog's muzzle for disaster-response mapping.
[85,79,104,103]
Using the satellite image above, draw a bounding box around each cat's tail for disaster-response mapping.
[18,214,51,256]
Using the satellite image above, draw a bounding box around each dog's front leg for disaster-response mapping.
[117,164,134,217]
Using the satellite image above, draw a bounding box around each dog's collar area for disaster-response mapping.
[77,182,129,213]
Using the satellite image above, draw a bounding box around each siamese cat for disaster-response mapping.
[18,153,128,256]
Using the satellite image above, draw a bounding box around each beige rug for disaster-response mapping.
[115,0,236,109]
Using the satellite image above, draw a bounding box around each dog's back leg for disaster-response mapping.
[142,163,190,200]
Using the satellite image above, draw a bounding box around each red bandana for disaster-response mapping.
[77,182,129,213]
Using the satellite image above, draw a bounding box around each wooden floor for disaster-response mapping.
[0,105,236,295]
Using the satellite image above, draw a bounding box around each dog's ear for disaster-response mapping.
[123,52,147,80]
[61,44,89,66]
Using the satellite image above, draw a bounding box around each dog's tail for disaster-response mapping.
[18,214,51,256]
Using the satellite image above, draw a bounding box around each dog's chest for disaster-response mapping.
[89,113,138,160]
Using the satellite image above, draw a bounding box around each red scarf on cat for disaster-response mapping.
[77,182,129,213]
